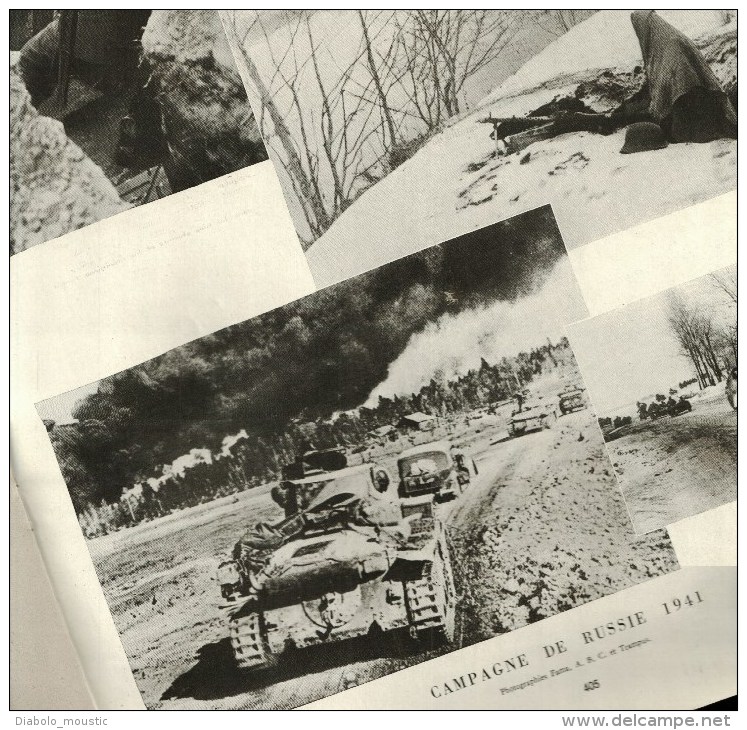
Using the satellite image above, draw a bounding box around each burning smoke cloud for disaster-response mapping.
[220,429,249,457]
[42,207,576,504]
[366,257,586,403]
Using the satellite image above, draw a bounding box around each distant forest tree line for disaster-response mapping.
[60,338,570,537]
[45,208,565,528]
[666,270,737,391]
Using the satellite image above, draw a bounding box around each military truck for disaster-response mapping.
[558,387,586,415]
[216,464,456,671]
[280,447,348,480]
[396,441,475,502]
[509,400,558,437]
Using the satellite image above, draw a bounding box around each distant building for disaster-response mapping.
[397,412,436,432]
[368,424,397,440]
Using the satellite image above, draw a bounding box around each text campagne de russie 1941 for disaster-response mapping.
[430,590,704,699]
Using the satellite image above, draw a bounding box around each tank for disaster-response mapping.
[558,388,587,415]
[509,399,558,437]
[280,447,348,480]
[216,464,456,671]
[396,441,475,502]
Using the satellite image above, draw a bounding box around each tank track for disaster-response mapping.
[403,542,456,641]
[229,611,275,671]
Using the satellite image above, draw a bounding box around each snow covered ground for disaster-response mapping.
[307,10,736,287]
[606,392,736,533]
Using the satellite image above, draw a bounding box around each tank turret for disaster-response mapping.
[216,465,456,671]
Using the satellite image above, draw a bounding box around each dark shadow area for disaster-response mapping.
[490,434,514,445]
[62,92,132,176]
[697,695,737,711]
[161,628,444,702]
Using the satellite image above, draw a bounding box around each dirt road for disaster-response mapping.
[605,396,737,534]
[89,409,677,709]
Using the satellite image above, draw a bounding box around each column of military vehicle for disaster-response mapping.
[215,442,475,672]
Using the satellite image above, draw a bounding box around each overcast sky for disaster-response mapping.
[36,380,100,425]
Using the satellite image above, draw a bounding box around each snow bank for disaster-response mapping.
[456,130,736,252]
[306,12,736,287]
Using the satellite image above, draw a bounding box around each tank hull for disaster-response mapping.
[220,474,456,672]
[227,530,456,670]
[261,579,409,652]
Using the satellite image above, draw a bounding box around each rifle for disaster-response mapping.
[478,115,554,127]
[56,10,79,110]
[479,111,614,155]
[478,112,611,130]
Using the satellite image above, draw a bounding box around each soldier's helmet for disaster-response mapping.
[620,122,668,154]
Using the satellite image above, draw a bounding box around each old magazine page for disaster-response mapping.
[10,10,269,254]
[220,10,735,286]
[9,7,737,717]
[10,160,316,709]
[32,207,684,710]
[12,199,736,711]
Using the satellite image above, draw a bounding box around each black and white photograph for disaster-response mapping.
[222,10,736,282]
[568,264,737,534]
[35,207,679,710]
[10,10,268,255]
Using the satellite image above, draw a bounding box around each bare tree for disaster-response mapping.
[226,11,388,242]
[666,290,736,388]
[225,11,525,239]
[391,10,520,128]
[709,268,738,364]
[226,12,330,240]
[709,269,737,306]
[357,10,400,154]
[352,10,433,168]
[667,293,715,388]
[693,314,723,382]
[717,321,738,365]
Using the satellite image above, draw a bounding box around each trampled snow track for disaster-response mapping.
[606,397,737,533]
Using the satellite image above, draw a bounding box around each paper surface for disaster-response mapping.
[12,194,736,710]
[10,22,737,702]
[10,161,315,709]
[10,478,95,710]
[568,192,737,318]
[306,567,736,710]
